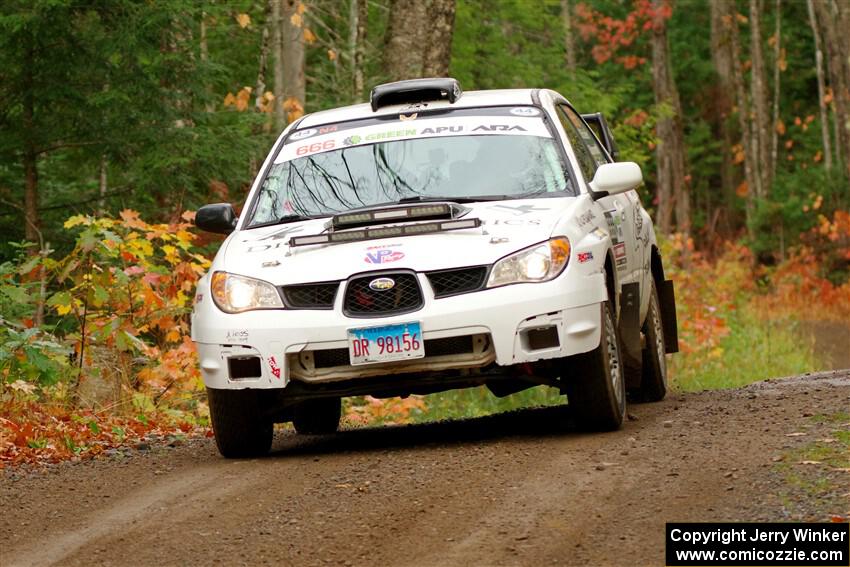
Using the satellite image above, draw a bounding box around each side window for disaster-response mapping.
[560,105,609,168]
[556,105,598,183]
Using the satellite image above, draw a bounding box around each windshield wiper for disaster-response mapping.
[396,195,513,204]
[248,214,326,229]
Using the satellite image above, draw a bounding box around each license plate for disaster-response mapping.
[347,322,424,365]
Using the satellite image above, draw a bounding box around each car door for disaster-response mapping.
[555,104,643,289]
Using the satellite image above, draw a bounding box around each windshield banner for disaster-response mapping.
[275,116,553,164]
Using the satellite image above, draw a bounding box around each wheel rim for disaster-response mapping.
[604,306,624,408]
[651,297,667,386]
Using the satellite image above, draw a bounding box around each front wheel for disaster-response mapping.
[565,301,626,431]
[207,388,273,458]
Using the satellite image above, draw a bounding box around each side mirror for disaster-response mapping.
[195,203,238,234]
[588,162,643,199]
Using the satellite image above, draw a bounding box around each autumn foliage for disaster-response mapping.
[2,207,849,466]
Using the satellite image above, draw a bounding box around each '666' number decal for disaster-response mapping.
[296,140,335,156]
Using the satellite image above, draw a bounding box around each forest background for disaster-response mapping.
[0,0,848,465]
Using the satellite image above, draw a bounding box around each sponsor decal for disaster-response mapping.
[296,139,336,156]
[493,204,550,216]
[365,248,405,264]
[343,134,362,146]
[289,128,318,141]
[488,218,542,226]
[616,257,627,270]
[259,224,304,241]
[603,211,624,243]
[226,330,249,343]
[420,125,463,135]
[194,293,203,304]
[510,107,541,116]
[364,128,417,141]
[268,356,281,379]
[576,209,596,227]
[472,124,527,132]
[613,242,627,259]
[261,260,281,268]
[577,251,594,263]
[399,113,418,121]
[369,277,396,291]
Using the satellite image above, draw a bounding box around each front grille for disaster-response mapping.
[426,266,488,298]
[344,273,423,317]
[311,336,476,369]
[424,335,474,357]
[282,282,339,309]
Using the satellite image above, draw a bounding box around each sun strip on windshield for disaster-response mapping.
[275,113,553,164]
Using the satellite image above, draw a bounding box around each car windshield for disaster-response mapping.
[246,112,574,228]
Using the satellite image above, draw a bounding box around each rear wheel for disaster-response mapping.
[635,281,667,402]
[565,300,626,431]
[293,398,341,435]
[207,388,273,458]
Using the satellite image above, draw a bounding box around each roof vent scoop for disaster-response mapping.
[370,77,462,112]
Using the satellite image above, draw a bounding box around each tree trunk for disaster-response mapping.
[98,154,108,214]
[272,0,286,131]
[770,0,781,183]
[354,0,367,98]
[710,0,737,229]
[807,0,833,172]
[421,0,456,77]
[282,0,306,120]
[255,19,271,113]
[721,0,757,238]
[22,43,40,250]
[650,0,688,236]
[384,0,429,81]
[813,0,850,178]
[561,0,577,75]
[749,0,771,197]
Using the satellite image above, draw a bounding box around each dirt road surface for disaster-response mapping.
[2,370,849,567]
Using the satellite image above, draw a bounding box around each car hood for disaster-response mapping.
[222,198,581,285]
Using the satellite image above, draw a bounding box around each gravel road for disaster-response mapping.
[2,370,849,567]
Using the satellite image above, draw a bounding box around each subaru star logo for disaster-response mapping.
[369,277,395,291]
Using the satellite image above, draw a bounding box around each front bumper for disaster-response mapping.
[192,271,606,390]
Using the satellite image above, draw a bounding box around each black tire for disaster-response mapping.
[293,398,341,435]
[207,388,273,458]
[565,300,626,431]
[635,281,667,402]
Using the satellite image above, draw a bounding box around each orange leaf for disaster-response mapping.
[236,13,251,28]
[775,119,785,136]
[303,28,316,44]
[735,181,748,197]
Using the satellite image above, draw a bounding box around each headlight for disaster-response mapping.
[487,237,571,288]
[210,271,284,313]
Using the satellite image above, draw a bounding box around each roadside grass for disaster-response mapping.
[669,307,818,392]
[411,385,565,423]
[773,412,850,521]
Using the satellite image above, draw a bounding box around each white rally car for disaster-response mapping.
[192,78,678,458]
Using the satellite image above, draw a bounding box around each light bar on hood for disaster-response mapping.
[332,203,454,229]
[290,218,481,247]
